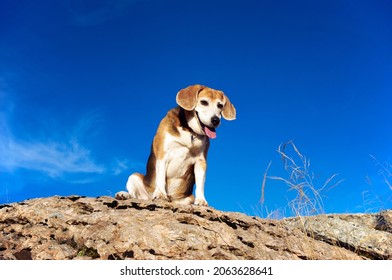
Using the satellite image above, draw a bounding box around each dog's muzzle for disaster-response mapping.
[196,112,218,139]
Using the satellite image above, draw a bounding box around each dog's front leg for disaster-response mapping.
[152,159,169,201]
[194,159,208,206]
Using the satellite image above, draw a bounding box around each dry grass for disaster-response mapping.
[261,141,344,218]
[370,155,392,191]
[259,142,349,259]
[361,155,392,212]
[258,144,390,259]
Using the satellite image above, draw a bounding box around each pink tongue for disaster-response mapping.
[204,126,216,139]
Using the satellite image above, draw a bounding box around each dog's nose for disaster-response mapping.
[211,116,220,127]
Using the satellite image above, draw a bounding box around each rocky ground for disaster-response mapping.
[0,196,391,260]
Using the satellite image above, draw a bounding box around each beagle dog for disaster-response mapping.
[115,85,236,206]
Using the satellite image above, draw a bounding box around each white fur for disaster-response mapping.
[126,174,150,200]
[162,131,208,204]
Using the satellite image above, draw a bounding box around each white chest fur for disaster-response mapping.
[163,129,206,178]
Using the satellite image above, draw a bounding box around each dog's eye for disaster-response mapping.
[217,103,223,109]
[200,100,209,106]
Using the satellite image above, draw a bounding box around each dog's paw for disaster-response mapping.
[195,198,208,206]
[115,191,131,200]
[152,189,168,201]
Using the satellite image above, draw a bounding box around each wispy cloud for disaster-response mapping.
[0,137,106,178]
[0,88,133,181]
[111,158,130,176]
[0,113,106,179]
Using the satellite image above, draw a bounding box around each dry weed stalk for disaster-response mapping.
[370,155,392,191]
[262,141,344,217]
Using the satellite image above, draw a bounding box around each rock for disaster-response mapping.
[284,211,392,260]
[375,211,392,233]
[0,196,390,260]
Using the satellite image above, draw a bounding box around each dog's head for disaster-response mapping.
[176,84,236,139]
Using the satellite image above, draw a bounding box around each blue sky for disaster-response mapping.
[1,0,391,216]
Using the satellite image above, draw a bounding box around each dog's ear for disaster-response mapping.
[222,95,236,120]
[176,85,205,110]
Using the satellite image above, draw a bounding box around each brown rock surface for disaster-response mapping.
[285,211,392,260]
[0,196,390,260]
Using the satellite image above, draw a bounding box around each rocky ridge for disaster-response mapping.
[0,196,391,260]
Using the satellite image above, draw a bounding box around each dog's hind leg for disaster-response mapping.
[115,173,151,200]
[126,173,151,200]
